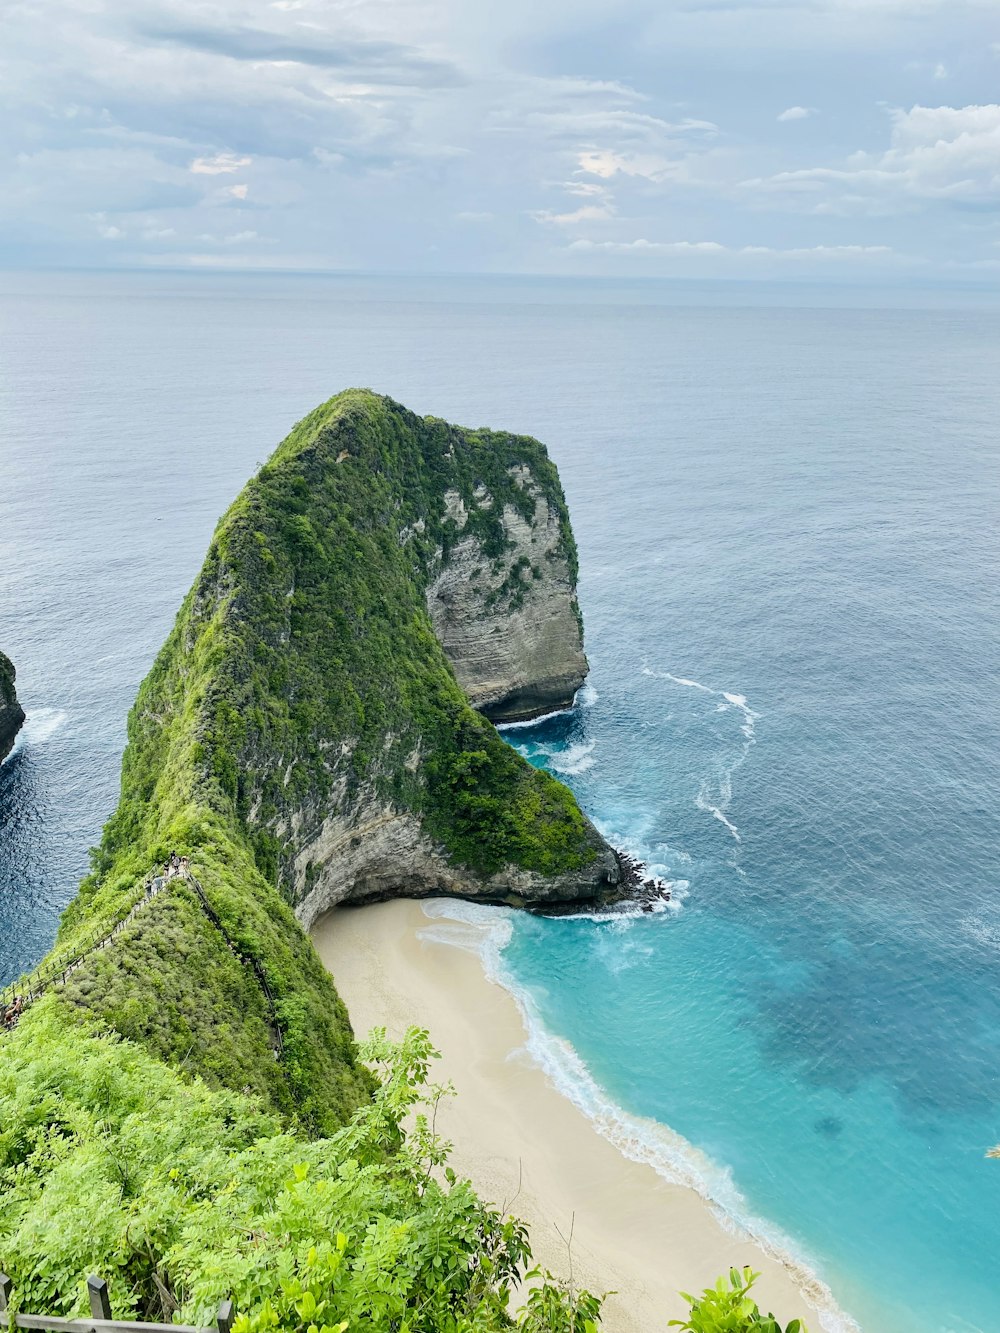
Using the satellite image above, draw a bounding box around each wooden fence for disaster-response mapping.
[0,1276,232,1333]
[1,866,284,1059]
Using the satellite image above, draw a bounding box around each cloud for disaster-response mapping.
[744,104,1000,211]
[136,19,465,88]
[1,0,998,273]
[191,153,252,175]
[569,237,897,260]
[533,202,616,226]
[578,148,674,180]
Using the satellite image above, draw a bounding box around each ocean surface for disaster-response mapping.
[2,270,999,1333]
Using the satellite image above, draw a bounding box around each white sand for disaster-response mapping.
[312,899,829,1333]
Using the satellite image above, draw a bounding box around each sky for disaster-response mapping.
[3,0,1000,278]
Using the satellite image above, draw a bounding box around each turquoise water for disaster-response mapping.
[2,273,1000,1332]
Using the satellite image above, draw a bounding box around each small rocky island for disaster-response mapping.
[0,650,25,763]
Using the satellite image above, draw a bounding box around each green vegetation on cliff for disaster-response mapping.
[33,390,607,1133]
[0,1007,602,1332]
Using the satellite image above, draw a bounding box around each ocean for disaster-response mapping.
[2,270,999,1333]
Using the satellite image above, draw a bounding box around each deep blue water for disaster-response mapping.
[2,272,999,1332]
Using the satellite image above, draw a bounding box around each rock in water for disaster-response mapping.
[22,391,624,1130]
[0,650,25,763]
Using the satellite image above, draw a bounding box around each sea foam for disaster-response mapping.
[416,897,861,1333]
[643,669,760,843]
[3,708,69,762]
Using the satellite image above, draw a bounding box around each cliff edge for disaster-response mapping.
[0,651,25,763]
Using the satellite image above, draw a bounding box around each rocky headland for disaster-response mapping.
[0,650,25,764]
[15,389,628,1131]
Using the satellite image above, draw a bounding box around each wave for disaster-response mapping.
[3,708,68,763]
[643,668,760,843]
[696,786,742,841]
[549,739,596,776]
[496,706,575,732]
[416,898,861,1333]
[961,915,1000,952]
[495,684,599,734]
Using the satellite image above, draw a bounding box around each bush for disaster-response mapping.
[0,1008,602,1333]
[670,1269,805,1333]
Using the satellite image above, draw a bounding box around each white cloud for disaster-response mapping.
[533,202,616,226]
[191,153,253,176]
[933,63,948,80]
[1,0,997,273]
[577,148,674,180]
[569,237,896,260]
[744,104,1000,211]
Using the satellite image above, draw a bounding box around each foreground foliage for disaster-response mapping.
[670,1270,804,1333]
[0,1009,599,1332]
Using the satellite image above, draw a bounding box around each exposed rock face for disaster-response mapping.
[0,651,25,764]
[292,790,622,932]
[426,469,588,724]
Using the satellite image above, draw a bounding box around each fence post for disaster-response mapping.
[216,1300,234,1333]
[87,1277,112,1321]
[0,1274,11,1314]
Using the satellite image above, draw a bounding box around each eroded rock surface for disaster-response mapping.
[291,790,622,931]
[426,470,588,724]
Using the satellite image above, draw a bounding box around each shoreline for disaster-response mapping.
[312,898,847,1333]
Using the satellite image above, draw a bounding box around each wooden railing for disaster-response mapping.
[0,1276,232,1333]
[0,873,170,1031]
[1,866,284,1059]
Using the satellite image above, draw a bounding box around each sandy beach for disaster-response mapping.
[312,899,828,1333]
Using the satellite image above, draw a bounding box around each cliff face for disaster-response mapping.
[209,389,620,923]
[426,468,588,724]
[0,651,25,763]
[50,390,619,1125]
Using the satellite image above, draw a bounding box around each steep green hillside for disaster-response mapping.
[13,390,619,1135]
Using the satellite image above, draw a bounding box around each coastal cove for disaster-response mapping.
[311,898,821,1332]
[3,272,1000,1332]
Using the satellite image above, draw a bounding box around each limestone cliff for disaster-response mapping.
[27,389,623,1131]
[102,389,619,927]
[0,651,25,764]
[426,467,588,724]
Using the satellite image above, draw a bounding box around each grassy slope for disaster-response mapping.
[20,389,602,1135]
